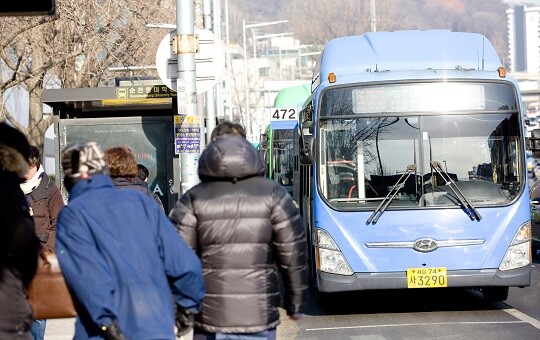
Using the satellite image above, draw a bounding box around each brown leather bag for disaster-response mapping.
[28,251,77,319]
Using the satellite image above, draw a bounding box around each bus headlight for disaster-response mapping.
[316,229,353,275]
[499,221,531,271]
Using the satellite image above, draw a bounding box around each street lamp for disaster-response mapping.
[242,20,288,136]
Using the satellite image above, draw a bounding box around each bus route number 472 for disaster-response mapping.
[270,107,297,121]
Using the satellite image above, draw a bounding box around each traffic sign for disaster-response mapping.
[155,28,225,94]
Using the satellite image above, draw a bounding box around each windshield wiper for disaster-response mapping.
[430,161,482,221]
[366,164,417,225]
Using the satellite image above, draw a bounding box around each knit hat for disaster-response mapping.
[61,142,107,179]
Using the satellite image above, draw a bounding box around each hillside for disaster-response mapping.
[227,0,534,63]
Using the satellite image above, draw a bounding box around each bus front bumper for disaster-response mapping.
[316,265,531,292]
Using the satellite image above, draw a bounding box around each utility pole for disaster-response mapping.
[213,0,224,120]
[370,0,377,32]
[176,0,200,193]
[224,0,233,121]
[242,20,249,134]
[203,0,216,144]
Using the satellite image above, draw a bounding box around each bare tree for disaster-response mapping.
[0,0,512,146]
[0,0,176,146]
[285,0,508,58]
[286,0,401,46]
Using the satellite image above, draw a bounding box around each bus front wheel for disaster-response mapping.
[482,286,509,301]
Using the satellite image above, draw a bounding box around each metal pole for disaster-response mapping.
[177,0,199,193]
[203,0,211,28]
[370,0,377,32]
[203,0,216,144]
[213,0,224,119]
[298,48,302,78]
[224,0,233,121]
[242,20,250,133]
[279,47,282,80]
[253,30,257,60]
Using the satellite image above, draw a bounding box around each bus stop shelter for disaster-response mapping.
[42,85,179,212]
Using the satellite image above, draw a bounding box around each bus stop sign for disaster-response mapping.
[155,27,225,94]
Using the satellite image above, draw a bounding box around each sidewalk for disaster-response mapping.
[44,319,193,339]
[44,309,294,339]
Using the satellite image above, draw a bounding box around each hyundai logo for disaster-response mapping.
[413,238,438,252]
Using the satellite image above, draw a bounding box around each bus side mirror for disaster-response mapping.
[299,134,315,165]
[530,129,540,158]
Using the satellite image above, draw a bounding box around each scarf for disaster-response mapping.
[20,164,45,194]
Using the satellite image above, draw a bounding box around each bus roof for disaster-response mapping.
[273,83,311,108]
[313,30,502,88]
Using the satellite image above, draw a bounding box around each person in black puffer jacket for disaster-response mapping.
[0,122,41,340]
[169,125,308,339]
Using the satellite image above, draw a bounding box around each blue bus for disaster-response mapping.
[260,84,310,194]
[295,30,532,302]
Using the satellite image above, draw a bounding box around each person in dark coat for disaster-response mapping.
[0,122,41,340]
[169,129,308,339]
[105,146,163,210]
[21,145,64,253]
[57,142,204,339]
[21,145,65,340]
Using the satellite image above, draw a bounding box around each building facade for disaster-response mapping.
[507,5,540,72]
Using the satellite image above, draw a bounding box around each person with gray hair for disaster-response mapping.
[57,142,204,339]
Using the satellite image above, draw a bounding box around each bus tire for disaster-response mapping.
[482,286,509,301]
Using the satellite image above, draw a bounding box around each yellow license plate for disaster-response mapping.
[406,267,447,288]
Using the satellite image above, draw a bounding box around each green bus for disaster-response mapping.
[260,84,310,194]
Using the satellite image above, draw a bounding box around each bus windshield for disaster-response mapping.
[318,84,522,210]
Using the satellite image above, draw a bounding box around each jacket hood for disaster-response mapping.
[69,174,114,201]
[0,144,28,179]
[198,136,265,181]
